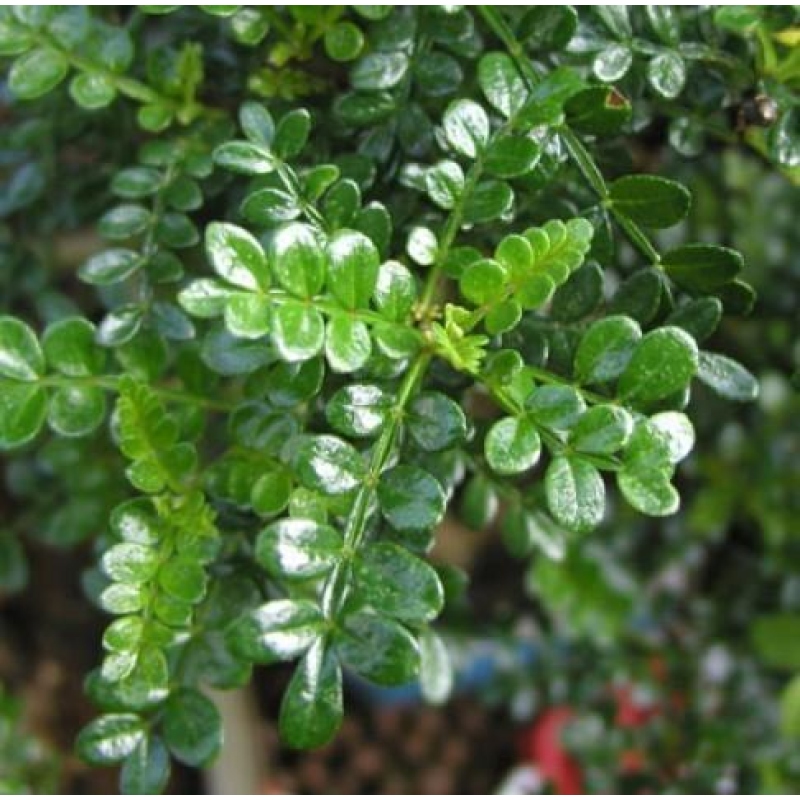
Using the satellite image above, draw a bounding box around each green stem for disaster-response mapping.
[321,351,431,617]
[477,6,663,265]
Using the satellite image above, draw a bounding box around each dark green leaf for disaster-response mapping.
[648,50,686,99]
[205,222,269,291]
[79,248,142,286]
[408,392,467,452]
[120,735,170,795]
[570,404,633,455]
[662,244,743,293]
[609,175,691,228]
[353,542,444,624]
[42,318,104,376]
[351,51,408,91]
[697,351,758,402]
[478,52,527,118]
[279,639,343,749]
[377,465,445,537]
[162,689,222,767]
[335,609,419,686]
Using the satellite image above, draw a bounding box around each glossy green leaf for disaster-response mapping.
[648,50,686,99]
[528,385,586,430]
[326,229,379,309]
[377,465,445,537]
[162,689,222,767]
[326,384,390,438]
[239,101,274,146]
[609,175,691,228]
[478,52,527,118]
[279,638,343,749]
[697,351,758,402]
[353,542,444,624]
[294,435,365,496]
[545,455,605,533]
[662,244,743,293]
[324,21,364,62]
[325,314,371,373]
[120,735,170,795]
[159,558,207,604]
[228,599,324,663]
[9,47,69,99]
[459,258,507,306]
[593,43,633,82]
[408,392,467,452]
[79,248,142,286]
[419,629,453,705]
[425,160,464,210]
[76,713,146,765]
[570,405,633,455]
[617,468,679,517]
[205,222,269,291]
[251,469,292,516]
[42,318,104,376]
[374,261,416,321]
[485,416,541,475]
[270,223,326,298]
[335,609,419,685]
[442,99,490,159]
[272,302,325,362]
[70,72,116,109]
[462,180,513,224]
[352,51,408,91]
[224,293,271,339]
[213,140,274,174]
[256,518,342,579]
[619,327,699,409]
[0,381,47,449]
[0,317,44,381]
[485,134,541,178]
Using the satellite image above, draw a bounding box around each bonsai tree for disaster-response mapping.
[0,5,796,792]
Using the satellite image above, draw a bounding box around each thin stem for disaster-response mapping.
[477,6,664,265]
[321,351,431,617]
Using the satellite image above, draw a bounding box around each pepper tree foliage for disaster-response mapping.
[0,5,795,792]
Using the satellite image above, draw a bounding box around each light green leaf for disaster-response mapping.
[574,315,642,384]
[0,381,47,449]
[485,416,541,475]
[325,314,371,373]
[120,735,170,795]
[545,455,605,533]
[9,47,69,99]
[0,317,44,381]
[442,99,490,159]
[273,302,325,362]
[205,222,269,291]
[326,229,379,309]
[570,404,633,455]
[618,327,699,410]
[617,468,679,517]
[335,609,419,685]
[270,223,326,298]
[609,175,691,228]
